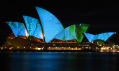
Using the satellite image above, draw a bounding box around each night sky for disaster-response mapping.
[0,0,119,45]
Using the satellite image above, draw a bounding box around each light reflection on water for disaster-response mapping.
[0,52,119,71]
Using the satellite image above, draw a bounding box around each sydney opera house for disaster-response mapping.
[1,7,118,52]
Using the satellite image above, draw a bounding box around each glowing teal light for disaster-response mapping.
[23,15,43,39]
[7,22,27,37]
[84,32,116,42]
[84,33,94,42]
[93,32,116,41]
[55,30,65,41]
[36,7,64,42]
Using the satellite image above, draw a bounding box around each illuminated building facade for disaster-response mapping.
[6,7,89,43]
[2,7,117,52]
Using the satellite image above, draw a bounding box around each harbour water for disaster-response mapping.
[0,52,119,71]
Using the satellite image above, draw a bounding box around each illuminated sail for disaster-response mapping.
[75,24,89,42]
[7,22,27,37]
[55,24,89,42]
[84,32,116,42]
[93,32,116,41]
[54,30,65,40]
[84,33,95,42]
[23,16,43,39]
[36,7,64,42]
[64,25,76,40]
[55,25,76,41]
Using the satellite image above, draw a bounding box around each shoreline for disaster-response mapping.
[0,49,99,52]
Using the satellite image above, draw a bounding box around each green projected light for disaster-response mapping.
[75,24,89,42]
[79,24,90,33]
[55,24,89,42]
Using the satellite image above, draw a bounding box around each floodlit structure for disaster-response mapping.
[3,6,117,52]
[84,32,116,42]
[6,7,89,43]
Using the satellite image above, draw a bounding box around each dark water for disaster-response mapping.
[0,52,119,71]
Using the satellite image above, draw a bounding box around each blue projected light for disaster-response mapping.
[34,23,43,39]
[23,16,43,39]
[36,7,64,42]
[18,22,28,37]
[7,22,27,37]
[23,16,36,36]
[84,32,116,42]
[84,33,94,42]
[92,32,116,41]
[55,30,65,40]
